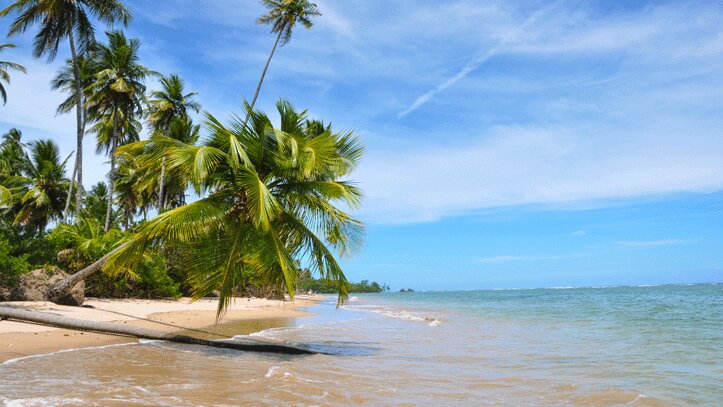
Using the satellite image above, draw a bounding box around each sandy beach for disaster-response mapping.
[0,295,321,363]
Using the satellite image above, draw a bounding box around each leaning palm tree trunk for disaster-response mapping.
[244,29,283,124]
[48,242,130,301]
[0,306,316,355]
[68,32,84,213]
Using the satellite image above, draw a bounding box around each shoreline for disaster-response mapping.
[0,295,322,363]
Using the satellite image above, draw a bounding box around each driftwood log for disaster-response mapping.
[0,306,316,355]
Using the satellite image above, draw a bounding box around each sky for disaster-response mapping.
[1,0,722,290]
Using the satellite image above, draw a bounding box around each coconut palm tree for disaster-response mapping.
[0,128,29,176]
[89,108,142,230]
[147,74,200,131]
[247,0,321,118]
[13,140,70,235]
[0,43,26,104]
[82,182,108,224]
[114,150,158,223]
[52,55,96,222]
[106,100,364,315]
[0,129,29,210]
[156,116,200,209]
[85,30,154,231]
[1,0,131,214]
[113,157,142,228]
[147,74,200,209]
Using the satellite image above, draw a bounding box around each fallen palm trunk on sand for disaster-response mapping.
[0,306,316,355]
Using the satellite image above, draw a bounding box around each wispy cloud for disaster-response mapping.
[398,4,555,118]
[618,239,688,248]
[571,230,587,237]
[357,120,723,223]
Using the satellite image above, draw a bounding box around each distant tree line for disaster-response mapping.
[298,275,389,294]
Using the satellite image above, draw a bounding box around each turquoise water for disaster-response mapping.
[1,284,721,406]
[336,284,722,404]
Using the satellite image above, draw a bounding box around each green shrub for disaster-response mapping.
[85,252,180,299]
[0,237,30,287]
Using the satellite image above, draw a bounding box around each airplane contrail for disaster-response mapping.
[398,5,555,118]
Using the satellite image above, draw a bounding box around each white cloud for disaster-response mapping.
[356,119,723,223]
[571,230,587,237]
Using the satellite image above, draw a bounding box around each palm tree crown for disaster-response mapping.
[51,55,96,115]
[0,43,27,104]
[110,100,364,315]
[147,74,200,132]
[86,31,152,121]
[257,0,321,45]
[1,0,131,60]
[12,140,70,234]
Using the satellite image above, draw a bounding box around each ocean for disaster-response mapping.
[1,284,721,406]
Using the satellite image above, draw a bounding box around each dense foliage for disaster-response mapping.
[108,100,364,314]
[0,1,372,308]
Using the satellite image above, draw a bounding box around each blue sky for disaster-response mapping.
[1,0,722,289]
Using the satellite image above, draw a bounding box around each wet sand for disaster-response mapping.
[0,295,320,363]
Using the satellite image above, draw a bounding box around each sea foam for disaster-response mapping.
[1,342,138,366]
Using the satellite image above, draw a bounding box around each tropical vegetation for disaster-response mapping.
[1,0,132,216]
[0,0,375,313]
[298,276,389,294]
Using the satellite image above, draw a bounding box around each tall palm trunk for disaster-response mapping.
[62,152,78,222]
[104,113,118,232]
[68,33,85,215]
[244,29,283,124]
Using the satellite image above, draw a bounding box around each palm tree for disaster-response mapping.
[114,151,157,223]
[113,156,142,228]
[0,128,29,175]
[13,140,70,235]
[247,0,321,119]
[108,100,364,315]
[0,43,26,104]
[85,30,153,232]
[0,129,30,210]
[147,74,200,209]
[82,182,109,224]
[147,74,200,131]
[1,0,131,215]
[52,55,96,222]
[156,116,200,209]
